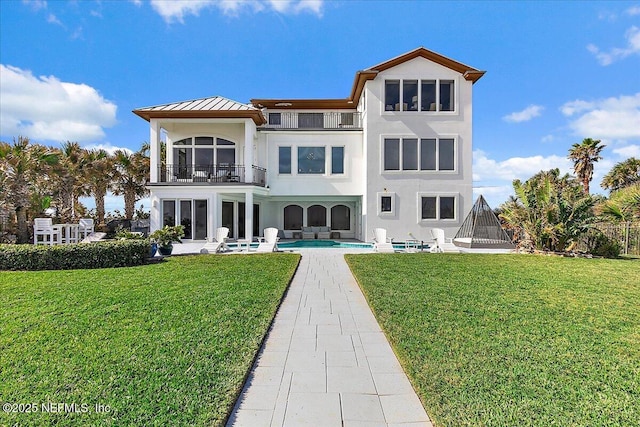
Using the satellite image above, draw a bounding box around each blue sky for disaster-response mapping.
[1,0,639,211]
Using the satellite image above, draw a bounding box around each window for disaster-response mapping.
[162,199,207,239]
[284,205,303,230]
[421,80,436,111]
[402,138,418,171]
[403,80,418,111]
[269,112,281,125]
[385,80,400,111]
[331,147,344,174]
[180,200,192,239]
[386,79,455,112]
[298,147,325,174]
[308,205,327,227]
[440,80,454,111]
[298,113,324,128]
[340,112,354,126]
[279,146,291,174]
[331,205,350,230]
[384,139,400,171]
[384,137,456,171]
[162,200,175,227]
[378,192,396,216]
[171,137,236,177]
[420,195,457,220]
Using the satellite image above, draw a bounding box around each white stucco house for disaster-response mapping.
[134,47,485,243]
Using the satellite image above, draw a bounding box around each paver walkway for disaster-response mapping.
[227,249,432,427]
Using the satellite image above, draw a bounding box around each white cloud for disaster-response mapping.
[0,64,117,143]
[561,93,640,140]
[587,25,640,65]
[503,105,544,123]
[22,0,47,11]
[47,13,63,26]
[626,6,640,16]
[147,0,323,23]
[84,143,133,156]
[541,134,555,143]
[612,144,640,158]
[473,149,572,183]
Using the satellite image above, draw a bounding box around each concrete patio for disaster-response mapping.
[226,248,432,427]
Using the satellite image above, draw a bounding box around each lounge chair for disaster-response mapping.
[257,227,280,252]
[78,218,95,240]
[302,226,315,239]
[33,218,61,245]
[80,232,107,243]
[373,228,395,253]
[317,226,331,239]
[199,227,230,254]
[430,228,460,253]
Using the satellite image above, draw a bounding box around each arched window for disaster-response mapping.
[307,205,327,227]
[331,205,350,230]
[284,205,303,230]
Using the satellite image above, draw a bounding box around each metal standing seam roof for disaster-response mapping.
[133,96,266,124]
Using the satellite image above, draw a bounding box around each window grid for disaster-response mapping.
[419,195,457,221]
[383,137,456,172]
[385,79,456,112]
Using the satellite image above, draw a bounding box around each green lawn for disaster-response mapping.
[345,254,640,427]
[0,254,299,426]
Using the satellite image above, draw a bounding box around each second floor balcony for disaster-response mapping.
[261,111,362,130]
[155,164,266,187]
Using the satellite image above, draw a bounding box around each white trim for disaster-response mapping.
[382,76,460,115]
[381,134,458,173]
[377,192,396,217]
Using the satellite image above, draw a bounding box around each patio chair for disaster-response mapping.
[257,227,280,252]
[200,227,230,254]
[373,227,395,253]
[80,232,107,243]
[430,228,460,253]
[302,226,315,239]
[78,218,94,240]
[33,218,61,245]
[317,226,331,240]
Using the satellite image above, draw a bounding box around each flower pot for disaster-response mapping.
[149,242,158,257]
[158,243,173,256]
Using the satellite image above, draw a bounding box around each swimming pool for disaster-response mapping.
[225,240,429,250]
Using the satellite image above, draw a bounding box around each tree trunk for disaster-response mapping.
[94,190,106,225]
[16,206,29,244]
[124,190,136,220]
[583,177,590,194]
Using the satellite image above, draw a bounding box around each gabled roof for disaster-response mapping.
[133,96,266,125]
[251,47,485,110]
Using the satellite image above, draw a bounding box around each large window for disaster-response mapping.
[171,137,236,176]
[420,195,456,220]
[386,79,455,112]
[307,205,327,227]
[269,112,281,125]
[331,205,350,230]
[279,146,291,174]
[284,205,303,230]
[298,113,324,128]
[162,199,207,239]
[332,146,344,174]
[298,147,325,174]
[384,137,455,171]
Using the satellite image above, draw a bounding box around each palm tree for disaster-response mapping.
[52,141,89,221]
[596,183,640,222]
[601,157,640,192]
[112,148,149,219]
[568,138,605,194]
[84,149,114,225]
[0,137,58,243]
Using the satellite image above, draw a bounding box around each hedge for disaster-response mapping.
[0,240,151,271]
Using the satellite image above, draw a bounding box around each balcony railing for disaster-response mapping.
[158,164,266,187]
[260,111,362,130]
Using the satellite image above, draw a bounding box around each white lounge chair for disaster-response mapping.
[317,226,331,240]
[302,226,315,239]
[200,227,230,254]
[78,218,94,240]
[257,227,280,252]
[33,218,61,245]
[430,228,460,253]
[80,232,107,243]
[373,228,395,253]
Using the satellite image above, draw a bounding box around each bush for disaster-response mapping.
[0,240,151,271]
[584,229,622,258]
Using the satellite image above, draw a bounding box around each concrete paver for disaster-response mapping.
[227,249,432,427]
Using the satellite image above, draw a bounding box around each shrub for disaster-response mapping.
[583,229,622,258]
[0,240,151,271]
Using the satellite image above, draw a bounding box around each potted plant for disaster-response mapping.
[150,225,185,256]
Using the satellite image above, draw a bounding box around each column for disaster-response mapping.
[244,120,255,183]
[150,119,160,183]
[208,193,218,242]
[245,191,253,240]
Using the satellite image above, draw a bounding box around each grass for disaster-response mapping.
[345,253,640,427]
[0,253,300,426]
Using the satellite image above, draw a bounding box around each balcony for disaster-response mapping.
[260,111,362,130]
[156,164,266,187]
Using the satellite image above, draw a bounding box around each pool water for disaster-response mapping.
[277,240,373,249]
